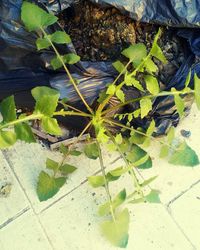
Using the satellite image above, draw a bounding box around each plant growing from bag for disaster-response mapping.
[0,2,200,248]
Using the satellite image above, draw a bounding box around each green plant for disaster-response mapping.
[0,2,200,248]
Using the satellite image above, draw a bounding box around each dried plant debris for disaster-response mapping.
[0,181,12,198]
[60,0,186,84]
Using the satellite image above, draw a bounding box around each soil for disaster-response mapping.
[60,0,186,85]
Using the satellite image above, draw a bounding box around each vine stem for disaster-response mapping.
[0,111,91,130]
[53,120,92,177]
[96,140,116,223]
[40,27,93,115]
[107,131,143,196]
[104,118,183,152]
[102,89,194,116]
[58,101,85,113]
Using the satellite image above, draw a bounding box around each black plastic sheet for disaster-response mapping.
[1,0,200,135]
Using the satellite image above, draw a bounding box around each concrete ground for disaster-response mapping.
[0,105,200,250]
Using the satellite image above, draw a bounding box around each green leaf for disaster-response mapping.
[126,144,152,169]
[101,208,130,248]
[115,133,123,145]
[59,164,77,175]
[174,94,185,118]
[41,117,62,136]
[106,85,116,95]
[97,127,109,143]
[144,75,160,95]
[116,89,125,103]
[145,190,161,203]
[129,129,146,145]
[109,155,149,177]
[21,2,58,32]
[194,73,200,110]
[88,175,105,188]
[140,98,152,119]
[37,171,66,201]
[169,142,199,166]
[32,86,59,116]
[36,37,51,50]
[0,130,16,149]
[46,158,59,171]
[0,96,16,122]
[15,123,36,143]
[59,144,69,155]
[122,43,147,67]
[50,31,71,44]
[144,58,158,73]
[185,70,191,88]
[63,53,80,64]
[113,60,126,73]
[146,120,155,136]
[98,189,126,216]
[167,127,175,144]
[139,176,158,187]
[159,145,169,158]
[51,56,62,70]
[84,143,99,160]
[151,43,167,64]
[124,74,144,91]
[69,150,82,156]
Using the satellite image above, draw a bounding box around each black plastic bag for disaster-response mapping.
[0,0,200,135]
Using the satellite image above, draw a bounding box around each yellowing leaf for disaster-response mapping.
[144,58,158,73]
[113,61,126,73]
[41,117,62,136]
[106,85,116,95]
[144,75,160,95]
[101,209,130,248]
[174,94,185,118]
[122,43,147,67]
[116,89,125,103]
[0,130,16,149]
[140,98,152,118]
[194,73,200,110]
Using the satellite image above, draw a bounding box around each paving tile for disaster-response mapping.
[169,183,200,249]
[40,179,194,250]
[4,142,119,213]
[138,106,200,204]
[0,210,53,250]
[0,151,29,226]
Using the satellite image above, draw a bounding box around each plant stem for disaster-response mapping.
[0,113,43,130]
[102,89,194,116]
[41,28,93,115]
[107,131,143,196]
[97,60,132,114]
[54,110,92,118]
[96,140,116,223]
[58,101,85,113]
[54,120,92,177]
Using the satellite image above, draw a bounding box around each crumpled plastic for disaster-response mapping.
[0,0,200,135]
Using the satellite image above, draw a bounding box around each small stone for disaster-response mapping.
[180,129,191,138]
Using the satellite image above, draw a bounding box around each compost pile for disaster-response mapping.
[60,0,186,85]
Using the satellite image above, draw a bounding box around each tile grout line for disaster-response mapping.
[166,179,200,207]
[0,207,30,230]
[40,168,102,213]
[165,206,197,250]
[2,150,55,250]
[162,180,200,250]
